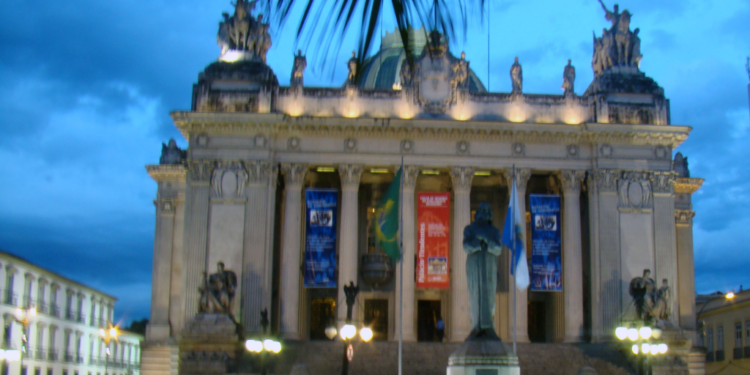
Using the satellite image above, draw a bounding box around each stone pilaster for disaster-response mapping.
[593,169,621,340]
[674,177,703,331]
[241,161,275,333]
[504,168,531,344]
[148,198,176,342]
[394,165,419,342]
[337,164,363,327]
[652,171,678,325]
[449,166,474,342]
[182,159,213,324]
[586,173,603,342]
[561,170,585,342]
[279,163,307,339]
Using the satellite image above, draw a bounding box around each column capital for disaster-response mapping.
[157,199,176,215]
[244,161,275,186]
[593,169,620,192]
[187,159,214,184]
[450,166,475,193]
[560,170,586,195]
[504,168,531,192]
[402,166,419,190]
[675,209,695,226]
[652,171,677,195]
[338,164,363,191]
[281,163,308,187]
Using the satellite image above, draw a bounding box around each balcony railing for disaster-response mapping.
[90,316,97,326]
[706,351,715,362]
[99,318,109,328]
[48,350,59,361]
[34,348,47,361]
[2,290,17,306]
[76,313,86,323]
[745,346,750,358]
[50,304,60,317]
[64,310,76,321]
[36,302,48,314]
[716,350,725,362]
[64,352,75,363]
[22,295,33,308]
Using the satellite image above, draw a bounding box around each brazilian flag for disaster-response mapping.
[373,167,402,261]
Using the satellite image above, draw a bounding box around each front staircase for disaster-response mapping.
[248,341,635,375]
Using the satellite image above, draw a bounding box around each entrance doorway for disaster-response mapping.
[417,300,441,342]
[364,299,388,341]
[309,297,336,340]
[528,300,546,342]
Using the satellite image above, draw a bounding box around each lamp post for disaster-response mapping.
[245,309,281,375]
[325,282,373,375]
[14,307,36,375]
[0,348,21,375]
[99,326,118,375]
[615,324,668,375]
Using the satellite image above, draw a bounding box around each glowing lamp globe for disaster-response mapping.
[641,343,651,353]
[245,339,263,353]
[631,344,639,354]
[341,324,356,340]
[325,326,338,340]
[658,343,668,354]
[651,328,663,339]
[627,328,639,341]
[615,327,628,340]
[360,327,373,342]
[650,345,659,355]
[639,327,652,340]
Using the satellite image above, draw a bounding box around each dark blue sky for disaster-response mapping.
[0,0,748,325]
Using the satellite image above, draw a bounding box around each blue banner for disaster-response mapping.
[529,194,562,292]
[304,189,338,287]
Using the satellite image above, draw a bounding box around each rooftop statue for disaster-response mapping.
[216,0,272,63]
[593,1,642,75]
[199,262,238,318]
[347,51,358,86]
[673,152,690,178]
[291,49,307,86]
[510,57,523,95]
[463,202,502,340]
[159,139,186,165]
[562,59,576,95]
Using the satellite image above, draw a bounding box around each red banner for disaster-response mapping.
[417,192,450,289]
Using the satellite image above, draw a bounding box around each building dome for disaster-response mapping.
[358,27,487,92]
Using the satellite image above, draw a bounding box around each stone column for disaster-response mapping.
[337,164,363,326]
[504,168,531,344]
[182,159,214,323]
[279,163,307,340]
[242,161,276,333]
[561,170,585,342]
[586,173,603,342]
[394,166,419,342]
[675,177,702,331]
[449,166,473,342]
[652,172,679,325]
[147,198,175,342]
[593,169,621,340]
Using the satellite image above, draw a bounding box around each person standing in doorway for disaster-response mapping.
[435,315,445,342]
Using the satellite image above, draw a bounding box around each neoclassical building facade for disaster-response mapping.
[0,251,142,375]
[143,3,703,373]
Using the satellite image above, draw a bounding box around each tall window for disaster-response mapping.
[746,321,750,346]
[718,326,724,350]
[707,328,714,351]
[36,284,45,308]
[736,323,743,349]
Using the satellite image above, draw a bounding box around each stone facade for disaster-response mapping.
[142,3,704,374]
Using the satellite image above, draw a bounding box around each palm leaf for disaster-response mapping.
[261,0,486,85]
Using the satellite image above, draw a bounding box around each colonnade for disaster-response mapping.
[277,164,586,343]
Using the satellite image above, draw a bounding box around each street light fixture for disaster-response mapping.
[99,326,118,375]
[324,282,373,375]
[244,309,281,375]
[615,323,668,375]
[14,307,35,375]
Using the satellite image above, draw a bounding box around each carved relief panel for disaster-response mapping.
[618,172,652,211]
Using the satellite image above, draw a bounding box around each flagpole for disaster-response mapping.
[511,165,517,355]
[398,156,404,375]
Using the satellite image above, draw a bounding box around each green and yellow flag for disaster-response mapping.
[373,167,402,261]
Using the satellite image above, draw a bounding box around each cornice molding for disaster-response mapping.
[146,165,187,182]
[170,112,690,148]
[674,178,704,195]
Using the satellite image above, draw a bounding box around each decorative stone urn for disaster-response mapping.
[360,253,394,288]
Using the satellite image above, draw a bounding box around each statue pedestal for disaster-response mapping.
[446,340,520,375]
[178,313,242,375]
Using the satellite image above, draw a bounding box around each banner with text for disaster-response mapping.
[417,192,451,289]
[304,189,338,288]
[529,194,562,292]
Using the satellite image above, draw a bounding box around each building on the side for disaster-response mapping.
[0,251,142,375]
[142,2,705,374]
[696,289,750,374]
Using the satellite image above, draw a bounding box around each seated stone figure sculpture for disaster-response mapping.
[199,262,238,319]
[463,202,503,340]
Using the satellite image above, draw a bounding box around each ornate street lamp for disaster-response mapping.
[99,326,118,375]
[324,282,373,375]
[245,309,281,375]
[615,323,668,375]
[14,307,35,375]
